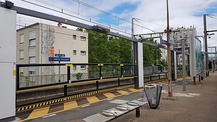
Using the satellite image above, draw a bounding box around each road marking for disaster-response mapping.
[27,107,50,120]
[86,96,100,103]
[103,93,116,98]
[64,101,78,110]
[42,114,56,118]
[117,90,128,95]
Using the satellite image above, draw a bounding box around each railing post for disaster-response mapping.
[96,81,99,91]
[64,85,67,97]
[67,66,70,82]
[98,64,103,79]
[118,78,120,86]
[66,64,73,82]
[120,64,124,77]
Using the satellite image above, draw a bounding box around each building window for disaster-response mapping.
[29,48,36,57]
[80,51,86,56]
[73,50,77,55]
[20,50,24,59]
[29,30,36,40]
[29,39,36,47]
[80,65,86,70]
[29,56,36,64]
[73,35,76,40]
[80,36,86,41]
[73,65,76,70]
[20,34,24,44]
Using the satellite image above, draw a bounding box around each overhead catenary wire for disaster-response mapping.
[21,0,133,35]
[22,0,156,34]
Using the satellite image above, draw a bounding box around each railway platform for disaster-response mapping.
[7,73,216,122]
[113,72,217,122]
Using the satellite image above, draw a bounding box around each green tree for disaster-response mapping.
[88,30,132,63]
[143,39,162,65]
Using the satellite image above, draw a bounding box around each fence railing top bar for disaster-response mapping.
[16,63,137,67]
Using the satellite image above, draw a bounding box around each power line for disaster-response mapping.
[134,18,166,27]
[21,0,133,35]
[134,18,155,33]
[25,0,154,33]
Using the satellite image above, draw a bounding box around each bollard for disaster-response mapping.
[199,75,201,82]
[136,107,140,117]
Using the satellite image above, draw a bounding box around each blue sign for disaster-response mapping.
[55,54,65,57]
[49,57,70,62]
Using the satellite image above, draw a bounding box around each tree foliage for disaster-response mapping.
[86,29,165,65]
[88,30,132,63]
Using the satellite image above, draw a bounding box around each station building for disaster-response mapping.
[16,23,88,87]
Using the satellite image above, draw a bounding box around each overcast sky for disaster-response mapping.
[4,0,217,48]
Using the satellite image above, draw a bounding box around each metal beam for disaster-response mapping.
[0,2,168,48]
[207,30,217,33]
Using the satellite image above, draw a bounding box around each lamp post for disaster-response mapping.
[166,0,172,97]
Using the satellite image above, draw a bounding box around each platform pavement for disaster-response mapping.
[112,72,217,122]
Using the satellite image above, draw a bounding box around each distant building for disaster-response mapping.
[170,27,197,65]
[16,23,88,87]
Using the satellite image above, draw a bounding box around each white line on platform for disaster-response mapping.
[42,114,56,119]
[81,104,90,108]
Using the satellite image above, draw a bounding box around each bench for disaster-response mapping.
[83,100,147,122]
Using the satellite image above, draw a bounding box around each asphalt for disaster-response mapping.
[112,72,217,122]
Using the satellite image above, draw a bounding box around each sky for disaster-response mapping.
[2,0,217,49]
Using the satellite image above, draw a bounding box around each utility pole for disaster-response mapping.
[203,14,208,76]
[166,0,172,97]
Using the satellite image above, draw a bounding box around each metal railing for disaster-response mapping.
[16,63,136,90]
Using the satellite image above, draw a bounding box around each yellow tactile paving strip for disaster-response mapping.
[64,101,78,110]
[17,87,139,122]
[117,90,129,95]
[27,107,50,120]
[103,92,116,98]
[86,96,100,103]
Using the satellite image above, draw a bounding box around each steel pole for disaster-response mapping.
[203,14,209,76]
[182,39,186,91]
[166,0,172,97]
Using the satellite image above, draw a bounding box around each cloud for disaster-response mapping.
[4,0,217,48]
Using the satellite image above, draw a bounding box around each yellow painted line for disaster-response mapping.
[129,88,139,92]
[117,90,128,95]
[86,96,100,103]
[103,93,116,98]
[27,107,49,120]
[64,101,78,110]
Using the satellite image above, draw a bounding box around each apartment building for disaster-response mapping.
[16,23,88,86]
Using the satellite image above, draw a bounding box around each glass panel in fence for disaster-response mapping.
[19,65,67,88]
[144,66,153,75]
[102,65,120,78]
[122,65,134,76]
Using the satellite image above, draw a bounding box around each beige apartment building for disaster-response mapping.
[16,23,88,87]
